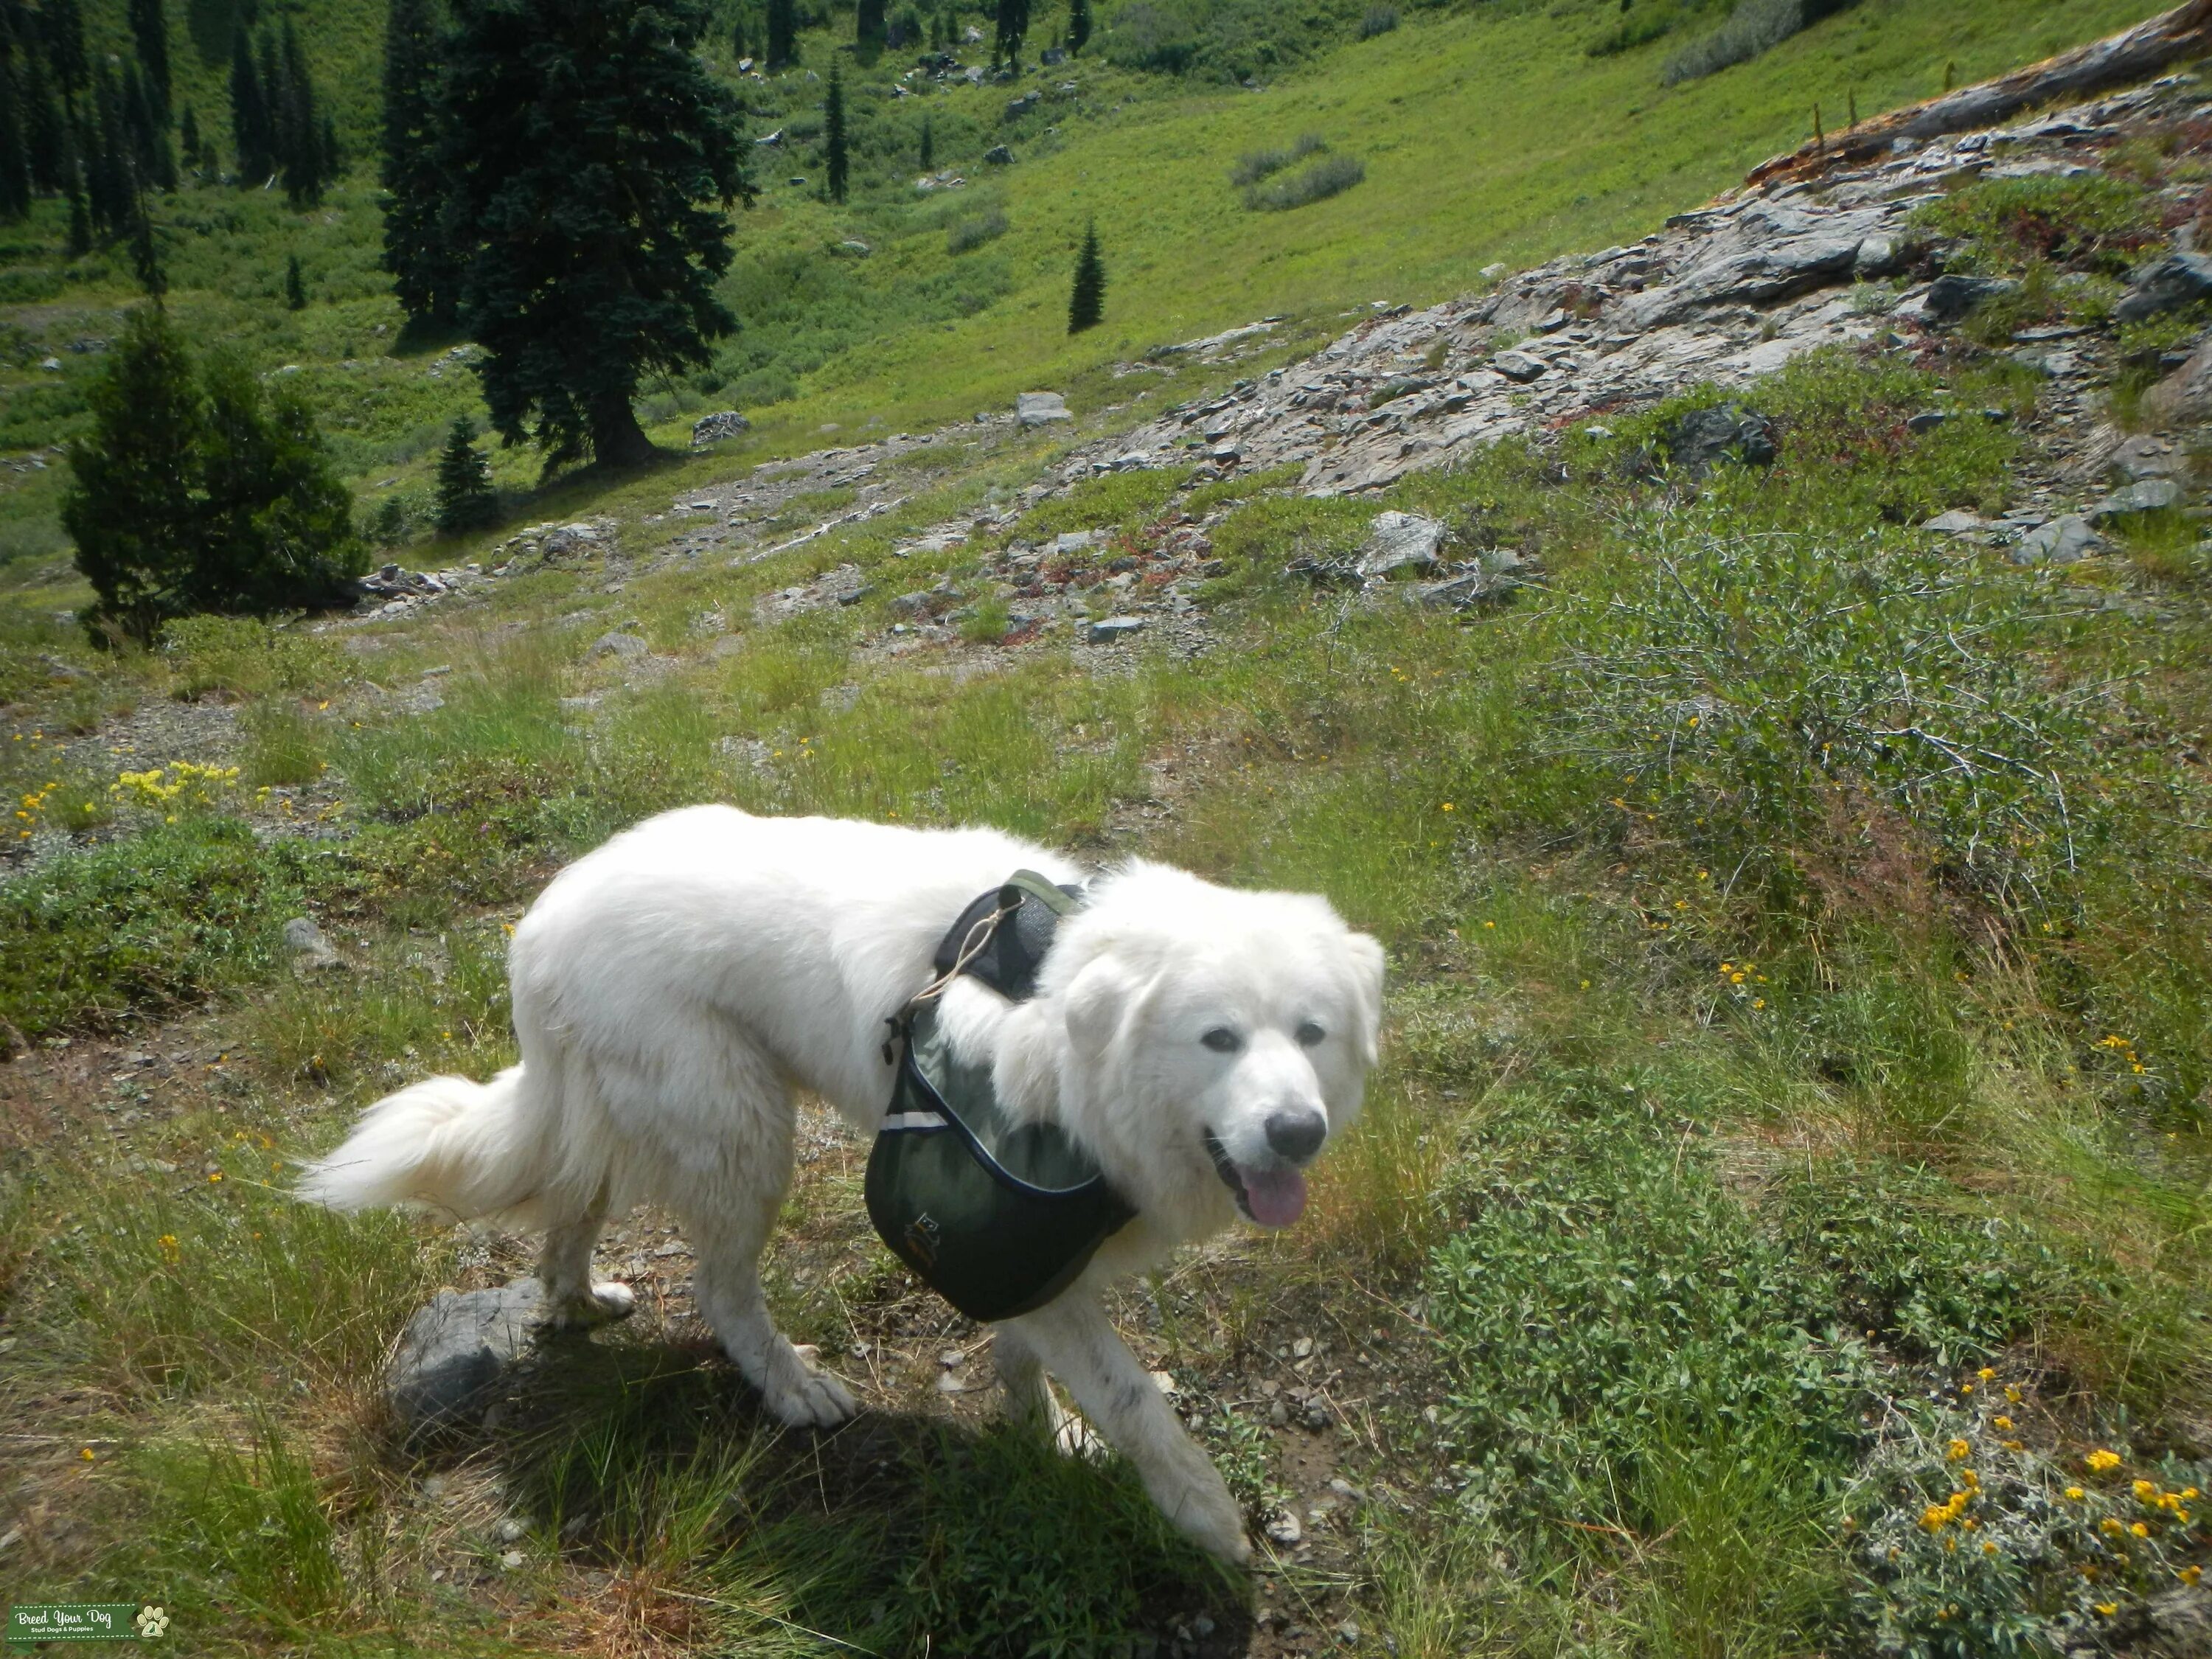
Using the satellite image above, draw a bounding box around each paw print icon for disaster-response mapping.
[134,1606,169,1639]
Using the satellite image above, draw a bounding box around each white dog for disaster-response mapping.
[299,807,1385,1562]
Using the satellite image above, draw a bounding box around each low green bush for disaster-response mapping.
[1245,151,1365,211]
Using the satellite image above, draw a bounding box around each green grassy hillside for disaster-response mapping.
[0,0,2168,577]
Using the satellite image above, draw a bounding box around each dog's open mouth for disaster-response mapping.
[1203,1129,1308,1228]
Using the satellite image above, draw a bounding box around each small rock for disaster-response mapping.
[1088,616,1144,644]
[1264,1509,1304,1547]
[494,1517,529,1544]
[386,1279,546,1439]
[983,144,1014,165]
[2115,251,2212,324]
[691,411,751,448]
[1054,529,1097,553]
[1356,510,1446,579]
[1922,510,1986,536]
[2143,1584,2212,1658]
[2013,515,2104,567]
[1291,1335,1315,1360]
[1905,410,1951,434]
[2087,477,2182,521]
[282,917,341,971]
[1304,1399,1332,1430]
[935,1371,967,1394]
[939,1349,965,1367]
[1270,1399,1290,1426]
[1491,349,1548,383]
[1479,262,1508,281]
[838,239,872,257]
[1150,1369,1177,1395]
[1924,274,2018,323]
[498,1548,525,1571]
[1016,390,1071,428]
[1661,403,1777,481]
[591,631,648,660]
[1337,1619,1362,1646]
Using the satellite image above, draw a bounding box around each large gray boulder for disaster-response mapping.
[1661,404,1777,481]
[2012,515,2104,566]
[1015,391,1071,428]
[2140,335,2212,427]
[1924,274,2019,324]
[691,411,751,448]
[1357,512,1447,579]
[386,1279,546,1438]
[2115,251,2212,324]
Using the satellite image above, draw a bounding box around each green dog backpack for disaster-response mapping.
[864,871,1135,1323]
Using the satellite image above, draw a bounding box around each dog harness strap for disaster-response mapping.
[866,870,1135,1323]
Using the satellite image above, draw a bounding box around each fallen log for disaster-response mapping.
[1745,0,2212,190]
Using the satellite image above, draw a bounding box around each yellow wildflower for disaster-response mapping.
[2087,1450,2122,1472]
[1947,1439,1972,1461]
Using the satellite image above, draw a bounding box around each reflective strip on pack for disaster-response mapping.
[881,1110,950,1131]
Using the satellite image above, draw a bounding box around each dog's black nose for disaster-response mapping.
[1264,1107,1327,1164]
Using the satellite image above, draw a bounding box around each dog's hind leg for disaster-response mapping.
[651,1035,856,1430]
[537,1185,635,1328]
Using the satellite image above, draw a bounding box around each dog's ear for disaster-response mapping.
[1344,932,1387,1068]
[1064,956,1143,1062]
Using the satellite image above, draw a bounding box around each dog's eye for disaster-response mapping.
[1200,1027,1242,1054]
[1295,1021,1327,1048]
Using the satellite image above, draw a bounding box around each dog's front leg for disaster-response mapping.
[1004,1295,1251,1565]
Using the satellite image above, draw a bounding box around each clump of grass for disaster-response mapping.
[947,209,1009,254]
[242,699,329,787]
[959,596,1011,643]
[1912,174,2162,279]
[1663,0,1860,87]
[1357,5,1398,40]
[0,816,324,1040]
[1227,132,1326,189]
[1244,151,1366,212]
[161,616,338,700]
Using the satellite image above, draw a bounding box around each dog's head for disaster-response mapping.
[990,861,1385,1242]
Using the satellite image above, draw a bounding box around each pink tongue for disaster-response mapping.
[1239,1165,1308,1228]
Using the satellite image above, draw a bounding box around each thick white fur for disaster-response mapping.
[299,806,1385,1562]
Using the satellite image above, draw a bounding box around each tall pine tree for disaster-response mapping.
[434,414,498,531]
[434,0,752,466]
[229,26,271,181]
[0,61,29,218]
[273,21,324,203]
[765,0,794,67]
[1068,0,1088,52]
[992,0,1027,69]
[44,0,84,104]
[380,0,456,321]
[1067,219,1103,333]
[856,0,885,52]
[23,49,60,190]
[127,0,168,116]
[822,58,846,204]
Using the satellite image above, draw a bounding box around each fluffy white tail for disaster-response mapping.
[296,1066,548,1222]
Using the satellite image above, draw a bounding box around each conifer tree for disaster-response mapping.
[177,100,198,170]
[66,307,363,644]
[765,0,795,67]
[992,0,1026,69]
[857,0,885,51]
[229,26,271,181]
[729,11,745,58]
[435,0,752,467]
[127,192,162,296]
[0,62,29,218]
[127,0,168,116]
[822,58,846,204]
[275,20,322,203]
[86,63,129,234]
[1068,0,1088,52]
[44,0,84,104]
[917,111,931,171]
[1067,218,1102,333]
[379,0,454,322]
[23,49,60,190]
[434,414,498,531]
[63,160,87,251]
[285,251,305,307]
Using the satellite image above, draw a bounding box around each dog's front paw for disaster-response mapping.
[545,1280,636,1328]
[761,1348,858,1429]
[1164,1473,1253,1567]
